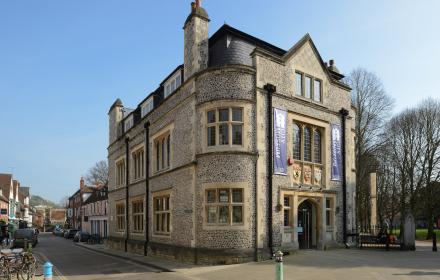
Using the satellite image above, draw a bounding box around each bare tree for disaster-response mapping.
[417,99,440,238]
[59,196,70,208]
[345,68,394,229]
[85,160,109,186]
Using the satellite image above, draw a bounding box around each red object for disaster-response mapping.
[288,158,294,166]
[195,0,201,8]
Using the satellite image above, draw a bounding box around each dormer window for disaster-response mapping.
[124,116,134,131]
[164,72,182,98]
[141,98,154,118]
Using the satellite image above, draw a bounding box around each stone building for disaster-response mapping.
[107,1,356,264]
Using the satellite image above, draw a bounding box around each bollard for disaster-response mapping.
[28,242,33,253]
[274,251,284,280]
[433,233,437,252]
[24,238,28,251]
[43,262,53,280]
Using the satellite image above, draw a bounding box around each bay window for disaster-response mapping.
[207,107,243,147]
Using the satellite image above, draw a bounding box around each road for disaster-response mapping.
[34,234,440,280]
[34,233,189,280]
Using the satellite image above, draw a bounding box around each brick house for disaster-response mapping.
[107,1,356,264]
[67,178,95,230]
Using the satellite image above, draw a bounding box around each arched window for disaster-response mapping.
[293,123,301,160]
[314,130,321,163]
[304,127,312,162]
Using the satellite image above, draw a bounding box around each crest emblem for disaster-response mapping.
[315,169,322,184]
[293,165,301,180]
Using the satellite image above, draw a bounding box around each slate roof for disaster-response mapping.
[0,174,12,199]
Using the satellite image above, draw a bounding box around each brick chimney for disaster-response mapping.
[183,0,210,81]
[80,177,85,190]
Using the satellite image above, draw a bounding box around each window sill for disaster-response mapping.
[131,231,144,235]
[153,167,171,176]
[292,95,325,108]
[152,233,171,238]
[202,224,247,231]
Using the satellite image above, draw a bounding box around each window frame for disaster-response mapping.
[325,198,333,229]
[116,203,125,232]
[204,187,244,227]
[294,71,323,103]
[292,121,324,187]
[154,132,171,173]
[206,107,244,148]
[132,199,144,233]
[153,193,171,236]
[283,195,293,228]
[132,147,145,181]
[115,158,126,188]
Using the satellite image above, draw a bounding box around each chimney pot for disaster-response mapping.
[196,0,201,8]
[329,59,335,66]
[191,2,196,11]
[324,62,328,67]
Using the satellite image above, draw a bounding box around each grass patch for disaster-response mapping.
[390,228,440,240]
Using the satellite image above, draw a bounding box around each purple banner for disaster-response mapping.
[331,124,343,181]
[273,108,287,175]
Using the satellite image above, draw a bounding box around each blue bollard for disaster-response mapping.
[43,262,53,279]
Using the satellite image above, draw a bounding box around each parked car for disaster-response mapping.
[53,228,63,236]
[73,231,90,243]
[13,228,38,248]
[64,229,79,239]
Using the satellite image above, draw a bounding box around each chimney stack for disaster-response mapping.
[183,1,210,81]
[80,177,85,190]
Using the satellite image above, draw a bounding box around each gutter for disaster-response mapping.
[264,83,277,254]
[125,137,130,252]
[339,108,349,245]
[144,122,150,256]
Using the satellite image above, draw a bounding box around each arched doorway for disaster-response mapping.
[298,200,316,249]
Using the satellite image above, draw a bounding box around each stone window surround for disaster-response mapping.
[151,123,174,175]
[131,196,144,234]
[200,101,251,154]
[152,188,172,238]
[115,201,125,232]
[295,70,323,103]
[325,197,334,231]
[131,143,145,182]
[289,113,328,188]
[115,156,126,188]
[201,182,249,231]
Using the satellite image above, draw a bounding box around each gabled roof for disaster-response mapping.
[211,24,350,91]
[281,34,350,90]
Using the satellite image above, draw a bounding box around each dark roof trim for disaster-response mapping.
[209,24,286,57]
[160,65,184,86]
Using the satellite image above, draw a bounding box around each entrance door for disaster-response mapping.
[298,200,313,249]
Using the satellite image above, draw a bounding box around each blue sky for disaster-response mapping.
[1,0,439,203]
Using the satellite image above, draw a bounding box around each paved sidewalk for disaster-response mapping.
[74,242,197,272]
[75,242,440,280]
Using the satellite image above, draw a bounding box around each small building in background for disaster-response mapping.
[50,208,67,226]
[81,185,108,238]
